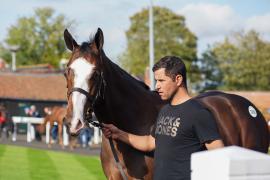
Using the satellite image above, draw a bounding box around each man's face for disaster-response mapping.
[154,68,179,100]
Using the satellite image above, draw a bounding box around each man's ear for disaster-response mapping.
[175,74,183,86]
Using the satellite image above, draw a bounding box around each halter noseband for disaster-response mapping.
[68,88,95,102]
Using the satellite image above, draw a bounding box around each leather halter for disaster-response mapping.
[68,87,95,102]
[67,71,106,127]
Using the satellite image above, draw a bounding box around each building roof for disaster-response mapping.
[0,72,67,101]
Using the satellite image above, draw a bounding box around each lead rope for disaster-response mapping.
[88,120,128,180]
[109,138,128,180]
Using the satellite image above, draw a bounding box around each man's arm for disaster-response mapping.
[205,139,224,150]
[102,123,155,152]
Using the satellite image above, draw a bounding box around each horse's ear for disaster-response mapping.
[94,28,104,51]
[64,29,78,51]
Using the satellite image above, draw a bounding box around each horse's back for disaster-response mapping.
[52,106,66,122]
[195,91,269,153]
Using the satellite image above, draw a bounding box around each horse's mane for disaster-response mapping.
[105,56,150,91]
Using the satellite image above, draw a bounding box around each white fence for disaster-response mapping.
[12,116,44,142]
[12,116,102,145]
[191,146,270,180]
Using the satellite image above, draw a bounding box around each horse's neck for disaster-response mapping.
[96,58,160,134]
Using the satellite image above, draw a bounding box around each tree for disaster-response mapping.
[0,7,74,68]
[120,6,198,83]
[200,30,270,90]
[197,48,223,92]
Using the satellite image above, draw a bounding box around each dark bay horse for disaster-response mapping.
[63,28,269,180]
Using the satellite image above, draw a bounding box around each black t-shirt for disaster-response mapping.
[151,99,221,180]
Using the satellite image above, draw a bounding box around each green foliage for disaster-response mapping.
[198,48,223,92]
[0,7,73,68]
[120,6,198,82]
[0,44,10,63]
[200,30,270,91]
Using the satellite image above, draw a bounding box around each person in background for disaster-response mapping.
[29,105,42,141]
[79,127,93,148]
[29,105,40,117]
[0,111,6,139]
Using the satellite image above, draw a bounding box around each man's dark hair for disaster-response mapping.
[152,56,187,88]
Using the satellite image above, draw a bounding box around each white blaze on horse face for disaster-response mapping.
[69,57,95,133]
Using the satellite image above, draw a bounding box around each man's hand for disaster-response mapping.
[101,123,155,152]
[102,123,122,140]
[205,139,224,150]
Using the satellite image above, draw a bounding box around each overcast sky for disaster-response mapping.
[1,0,270,62]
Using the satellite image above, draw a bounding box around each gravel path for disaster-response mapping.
[0,134,101,156]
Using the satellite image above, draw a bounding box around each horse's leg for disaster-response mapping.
[48,123,54,148]
[58,123,64,149]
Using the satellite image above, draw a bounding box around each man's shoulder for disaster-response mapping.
[189,99,216,121]
[185,99,211,115]
[189,98,204,108]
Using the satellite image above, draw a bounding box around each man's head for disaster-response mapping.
[152,56,187,100]
[44,107,52,115]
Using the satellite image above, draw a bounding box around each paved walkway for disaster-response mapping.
[0,134,101,156]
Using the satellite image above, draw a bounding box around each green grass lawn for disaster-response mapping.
[0,144,106,180]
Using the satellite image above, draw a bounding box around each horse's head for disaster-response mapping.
[63,28,105,135]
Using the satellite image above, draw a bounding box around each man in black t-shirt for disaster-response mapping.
[152,100,221,179]
[102,56,224,180]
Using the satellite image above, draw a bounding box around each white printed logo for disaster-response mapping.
[248,106,257,118]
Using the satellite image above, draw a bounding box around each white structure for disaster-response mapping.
[12,116,69,144]
[45,121,50,144]
[149,0,155,90]
[12,116,44,142]
[191,146,270,180]
[92,126,102,144]
[12,116,102,145]
[7,45,20,71]
[63,124,69,146]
